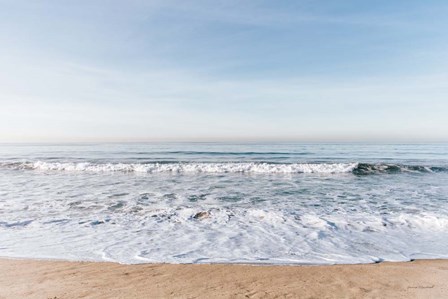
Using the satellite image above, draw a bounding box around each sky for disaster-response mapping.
[0,0,447,142]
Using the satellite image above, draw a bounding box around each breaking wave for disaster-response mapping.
[0,161,446,174]
[353,163,446,175]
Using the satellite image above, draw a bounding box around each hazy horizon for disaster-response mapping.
[1,0,447,143]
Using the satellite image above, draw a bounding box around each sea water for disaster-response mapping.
[0,143,447,264]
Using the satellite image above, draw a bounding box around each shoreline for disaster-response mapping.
[1,258,447,298]
[0,254,435,266]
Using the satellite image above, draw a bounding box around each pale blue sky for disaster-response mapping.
[1,0,447,142]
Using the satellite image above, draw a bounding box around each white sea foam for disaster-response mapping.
[2,161,359,174]
[1,205,448,264]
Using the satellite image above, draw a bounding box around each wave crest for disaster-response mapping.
[1,161,358,174]
[1,161,445,174]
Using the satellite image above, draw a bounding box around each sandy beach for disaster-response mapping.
[0,259,447,298]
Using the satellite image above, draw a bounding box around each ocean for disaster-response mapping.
[0,142,447,265]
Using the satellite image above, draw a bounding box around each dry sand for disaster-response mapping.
[0,258,447,299]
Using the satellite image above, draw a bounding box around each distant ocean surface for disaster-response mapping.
[1,143,448,265]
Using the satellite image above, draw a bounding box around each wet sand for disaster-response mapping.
[0,258,447,298]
